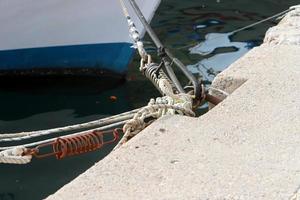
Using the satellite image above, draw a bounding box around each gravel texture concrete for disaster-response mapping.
[47,6,300,200]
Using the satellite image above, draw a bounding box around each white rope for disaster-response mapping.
[209,87,229,97]
[0,108,139,142]
[119,0,148,61]
[115,0,196,149]
[0,120,127,151]
[0,120,129,164]
[114,79,195,149]
[114,101,194,149]
[290,5,300,10]
[119,0,130,17]
[0,120,128,164]
[0,146,32,164]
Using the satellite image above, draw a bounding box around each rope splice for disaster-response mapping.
[29,129,120,160]
[0,146,32,164]
[0,129,120,164]
[114,79,195,149]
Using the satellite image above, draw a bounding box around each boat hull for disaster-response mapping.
[0,42,133,75]
[0,0,161,76]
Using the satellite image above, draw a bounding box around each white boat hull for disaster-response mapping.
[0,0,161,75]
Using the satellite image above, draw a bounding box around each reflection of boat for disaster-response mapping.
[0,0,160,77]
[188,32,254,82]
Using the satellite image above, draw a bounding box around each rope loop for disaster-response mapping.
[0,146,32,164]
[114,81,195,149]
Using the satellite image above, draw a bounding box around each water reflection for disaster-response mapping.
[1,0,299,199]
[187,31,254,82]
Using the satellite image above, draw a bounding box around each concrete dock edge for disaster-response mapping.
[47,6,300,200]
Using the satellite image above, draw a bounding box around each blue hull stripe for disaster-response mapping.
[0,43,134,74]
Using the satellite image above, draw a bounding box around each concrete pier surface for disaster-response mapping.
[47,6,300,200]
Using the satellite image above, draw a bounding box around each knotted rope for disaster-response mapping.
[114,79,195,149]
[0,108,138,142]
[0,146,32,164]
[113,1,197,149]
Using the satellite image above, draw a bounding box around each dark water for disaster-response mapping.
[0,0,299,199]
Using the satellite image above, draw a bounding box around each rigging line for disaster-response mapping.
[119,0,130,18]
[127,0,201,99]
[119,0,186,94]
[127,0,164,48]
[0,120,127,151]
[230,7,294,34]
[213,8,293,40]
[0,108,139,141]
[176,7,295,50]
